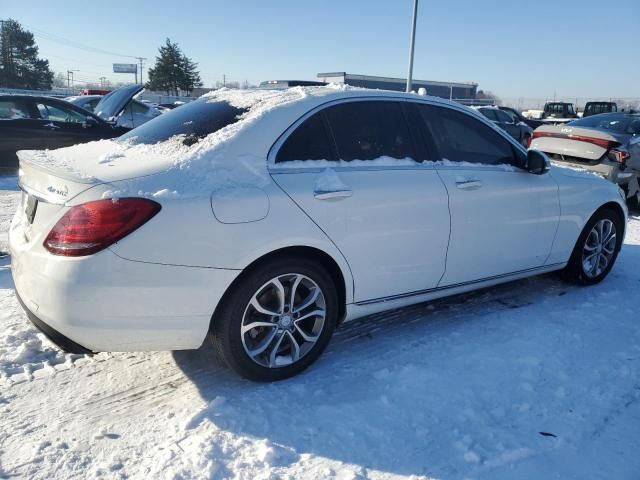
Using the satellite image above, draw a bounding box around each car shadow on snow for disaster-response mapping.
[171,263,622,478]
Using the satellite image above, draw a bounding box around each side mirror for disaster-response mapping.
[526,149,550,175]
[83,116,98,129]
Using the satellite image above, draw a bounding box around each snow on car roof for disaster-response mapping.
[19,85,460,198]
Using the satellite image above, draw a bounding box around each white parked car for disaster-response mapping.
[10,87,628,381]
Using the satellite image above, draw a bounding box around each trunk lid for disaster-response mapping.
[14,136,170,243]
[94,84,144,124]
[531,124,621,162]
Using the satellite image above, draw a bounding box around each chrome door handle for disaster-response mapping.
[313,189,353,200]
[43,122,60,130]
[455,179,482,190]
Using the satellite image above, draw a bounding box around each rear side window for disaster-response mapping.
[324,101,415,161]
[119,99,246,145]
[0,99,31,120]
[276,112,334,162]
[419,105,517,166]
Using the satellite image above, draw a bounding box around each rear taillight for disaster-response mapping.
[608,148,630,165]
[531,131,618,150]
[44,198,161,257]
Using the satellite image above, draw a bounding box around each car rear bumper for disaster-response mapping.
[550,159,634,185]
[15,290,94,354]
[10,226,240,352]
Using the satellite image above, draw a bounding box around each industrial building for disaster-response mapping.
[316,72,478,101]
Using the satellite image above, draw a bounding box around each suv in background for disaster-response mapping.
[583,102,617,118]
[541,102,578,124]
[475,106,534,147]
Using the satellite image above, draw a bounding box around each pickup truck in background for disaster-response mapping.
[540,102,579,124]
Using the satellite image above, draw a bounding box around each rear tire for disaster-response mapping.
[560,207,623,285]
[622,182,640,212]
[210,256,338,381]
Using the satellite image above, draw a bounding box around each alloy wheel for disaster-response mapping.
[241,273,326,368]
[582,218,617,279]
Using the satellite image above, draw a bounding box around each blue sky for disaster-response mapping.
[2,0,638,99]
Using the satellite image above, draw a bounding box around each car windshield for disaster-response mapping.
[568,113,637,134]
[118,99,247,145]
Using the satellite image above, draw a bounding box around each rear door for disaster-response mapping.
[270,99,451,303]
[416,103,560,286]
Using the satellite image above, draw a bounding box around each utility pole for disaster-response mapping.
[405,0,419,93]
[99,76,106,88]
[135,56,146,85]
[223,74,226,87]
[67,69,78,94]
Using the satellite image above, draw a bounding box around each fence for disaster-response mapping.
[500,97,640,112]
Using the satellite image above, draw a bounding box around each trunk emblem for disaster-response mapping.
[47,185,69,197]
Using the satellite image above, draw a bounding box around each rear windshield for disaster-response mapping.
[585,103,617,114]
[569,113,637,134]
[118,99,247,145]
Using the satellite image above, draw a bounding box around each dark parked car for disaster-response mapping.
[474,106,534,147]
[499,106,544,129]
[583,102,617,118]
[0,85,143,173]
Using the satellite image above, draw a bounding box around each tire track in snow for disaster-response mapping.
[5,273,568,429]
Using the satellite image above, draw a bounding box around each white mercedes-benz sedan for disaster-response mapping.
[9,87,628,381]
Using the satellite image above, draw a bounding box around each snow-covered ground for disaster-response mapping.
[1,177,639,480]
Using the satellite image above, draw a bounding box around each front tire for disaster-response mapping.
[560,207,623,285]
[210,257,338,381]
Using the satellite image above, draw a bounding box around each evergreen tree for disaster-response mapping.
[146,38,202,96]
[0,19,54,89]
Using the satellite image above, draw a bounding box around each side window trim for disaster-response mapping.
[402,101,438,162]
[319,110,340,161]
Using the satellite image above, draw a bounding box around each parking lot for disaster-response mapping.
[1,179,639,479]
[2,2,640,478]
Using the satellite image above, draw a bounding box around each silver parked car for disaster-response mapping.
[531,112,640,207]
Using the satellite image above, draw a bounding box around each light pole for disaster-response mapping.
[405,0,419,93]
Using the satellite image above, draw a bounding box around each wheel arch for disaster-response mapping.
[592,200,627,239]
[209,245,350,332]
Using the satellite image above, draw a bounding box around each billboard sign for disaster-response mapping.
[113,63,137,74]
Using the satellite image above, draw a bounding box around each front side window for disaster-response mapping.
[276,112,333,162]
[36,101,86,123]
[324,101,415,161]
[419,105,518,166]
